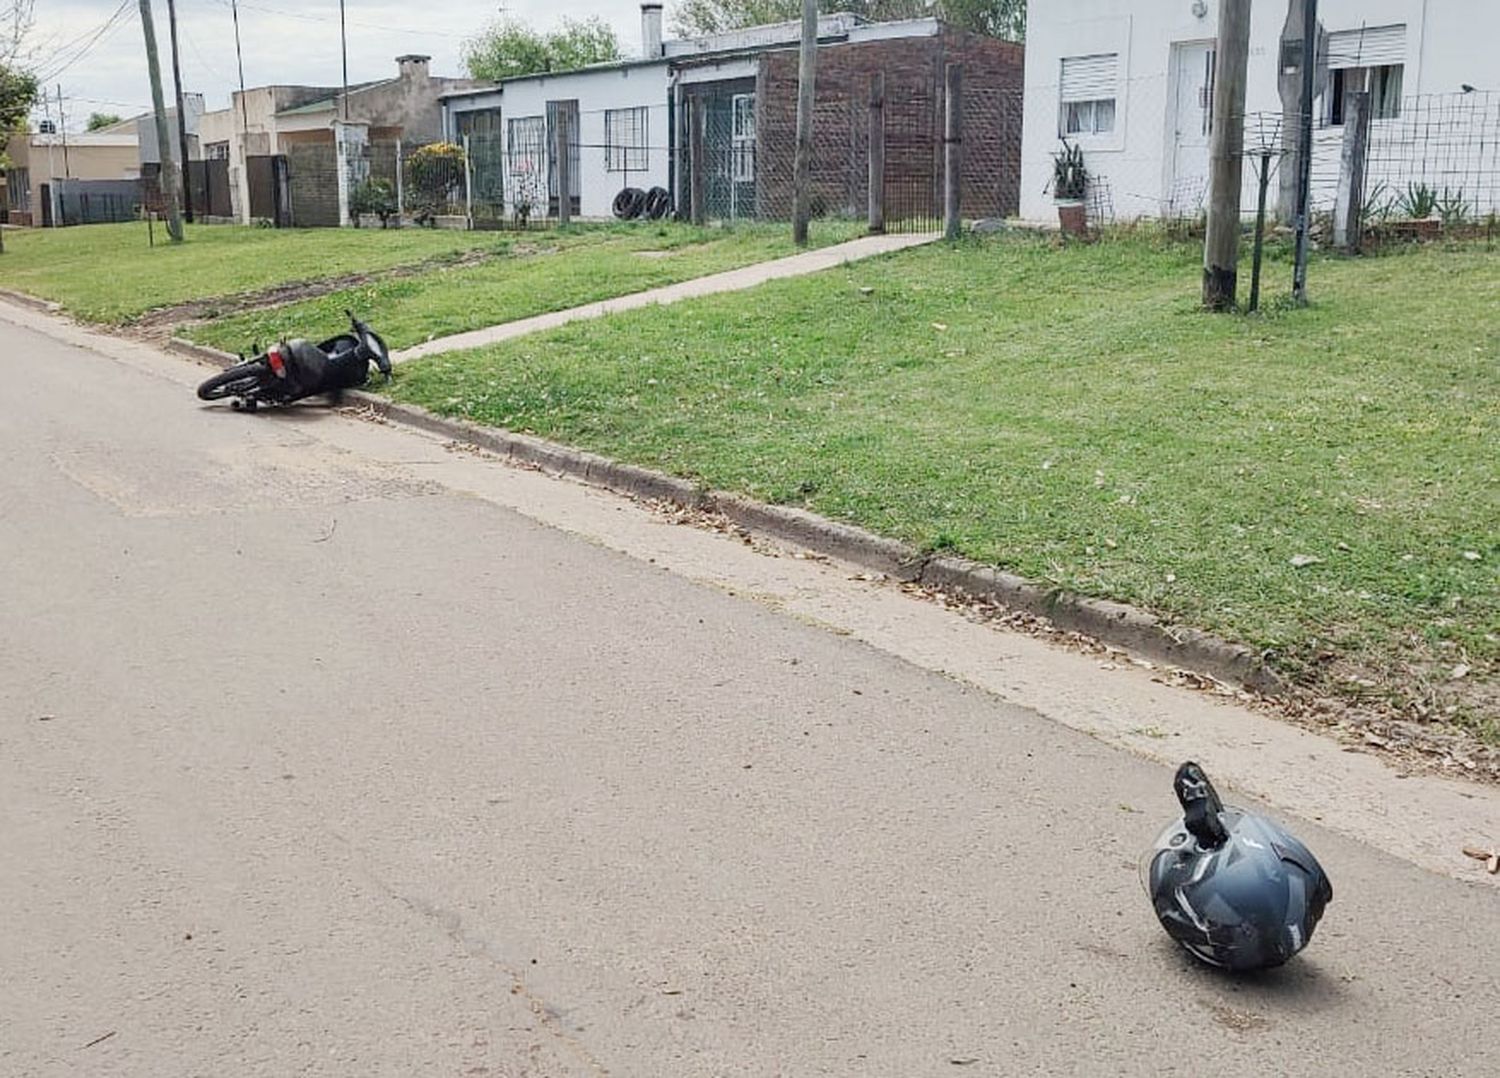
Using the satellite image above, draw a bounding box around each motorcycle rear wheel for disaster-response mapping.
[197,361,268,402]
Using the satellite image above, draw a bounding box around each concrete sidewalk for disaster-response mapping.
[393,230,939,363]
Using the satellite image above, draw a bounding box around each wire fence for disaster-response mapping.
[262,69,1023,234]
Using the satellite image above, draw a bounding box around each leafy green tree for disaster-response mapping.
[86,111,123,131]
[464,16,622,81]
[670,0,1024,39]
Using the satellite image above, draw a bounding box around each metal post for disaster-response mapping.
[395,139,404,226]
[791,0,817,246]
[1202,0,1252,310]
[943,62,963,240]
[1249,151,1272,312]
[463,133,474,229]
[867,71,885,235]
[1292,0,1317,303]
[166,0,193,222]
[554,112,571,226]
[1333,90,1370,253]
[689,99,705,226]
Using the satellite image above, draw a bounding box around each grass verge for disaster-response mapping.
[184,220,863,353]
[386,232,1500,741]
[0,221,503,321]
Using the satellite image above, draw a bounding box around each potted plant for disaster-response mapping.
[1051,139,1089,236]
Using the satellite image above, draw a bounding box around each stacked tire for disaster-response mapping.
[613,186,672,221]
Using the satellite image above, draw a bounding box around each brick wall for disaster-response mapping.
[755,29,1024,222]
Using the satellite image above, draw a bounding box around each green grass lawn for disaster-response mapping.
[0,221,504,322]
[388,233,1500,737]
[185,220,861,354]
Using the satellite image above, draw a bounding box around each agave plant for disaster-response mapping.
[1051,140,1088,202]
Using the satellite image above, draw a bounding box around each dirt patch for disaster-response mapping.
[125,245,507,338]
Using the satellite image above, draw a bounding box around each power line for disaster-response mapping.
[31,0,134,84]
[211,0,467,40]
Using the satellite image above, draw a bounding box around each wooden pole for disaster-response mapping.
[166,0,193,222]
[138,0,184,242]
[943,62,963,240]
[1276,0,1307,224]
[791,0,817,246]
[1332,90,1370,252]
[1291,0,1317,303]
[867,71,885,234]
[689,99,705,225]
[1202,0,1252,311]
[555,110,571,226]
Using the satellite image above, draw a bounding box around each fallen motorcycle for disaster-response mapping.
[196,311,391,412]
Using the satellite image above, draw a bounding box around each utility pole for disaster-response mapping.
[231,0,250,223]
[791,0,817,246]
[55,85,70,177]
[166,0,193,222]
[339,0,350,122]
[139,0,184,241]
[1291,0,1317,303]
[942,62,963,240]
[867,72,884,234]
[1202,0,1253,310]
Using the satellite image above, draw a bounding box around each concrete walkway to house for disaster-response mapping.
[393,230,940,363]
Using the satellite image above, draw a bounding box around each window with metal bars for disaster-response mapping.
[604,107,648,172]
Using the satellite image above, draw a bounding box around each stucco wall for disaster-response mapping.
[1020,0,1500,221]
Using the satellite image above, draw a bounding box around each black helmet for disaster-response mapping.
[1143,762,1333,972]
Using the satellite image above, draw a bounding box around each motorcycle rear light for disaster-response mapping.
[267,345,287,379]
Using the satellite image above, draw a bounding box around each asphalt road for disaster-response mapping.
[2,313,1497,1077]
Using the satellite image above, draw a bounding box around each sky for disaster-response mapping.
[25,1,653,131]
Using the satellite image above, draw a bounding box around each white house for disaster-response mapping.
[1019,0,1500,222]
[439,6,935,221]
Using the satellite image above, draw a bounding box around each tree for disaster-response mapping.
[464,16,621,82]
[0,3,37,253]
[671,0,1024,39]
[87,111,123,131]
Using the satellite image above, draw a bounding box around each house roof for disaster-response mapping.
[275,79,393,116]
[472,12,945,90]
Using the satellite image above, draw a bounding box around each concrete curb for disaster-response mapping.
[0,287,62,315]
[164,334,1282,695]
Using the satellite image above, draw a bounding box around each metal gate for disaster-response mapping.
[881,79,942,234]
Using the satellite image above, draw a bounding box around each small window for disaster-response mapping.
[604,107,648,172]
[1326,64,1404,125]
[1064,98,1116,136]
[1059,53,1119,138]
[206,141,230,160]
[731,93,755,182]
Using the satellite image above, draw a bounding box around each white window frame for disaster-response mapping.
[731,93,755,182]
[604,106,649,172]
[206,141,230,161]
[1323,24,1406,125]
[1059,53,1119,140]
